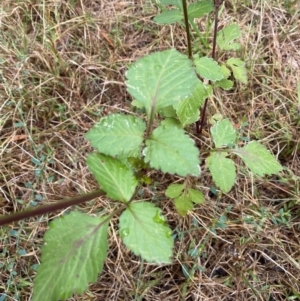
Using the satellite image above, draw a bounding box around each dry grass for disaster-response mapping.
[0,0,299,300]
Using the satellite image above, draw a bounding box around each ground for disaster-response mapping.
[0,0,299,300]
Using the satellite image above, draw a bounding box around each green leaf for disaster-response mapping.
[119,202,173,263]
[187,188,205,204]
[209,113,223,125]
[194,57,224,81]
[32,212,109,301]
[174,81,208,126]
[226,58,248,84]
[86,154,138,203]
[211,118,236,148]
[160,118,183,129]
[154,9,182,24]
[159,105,177,118]
[174,194,194,216]
[207,152,236,193]
[166,183,185,198]
[144,125,200,176]
[187,0,214,19]
[214,79,234,90]
[160,0,182,8]
[126,49,198,115]
[233,141,283,176]
[85,114,145,158]
[217,23,241,50]
[132,99,144,109]
[220,64,231,79]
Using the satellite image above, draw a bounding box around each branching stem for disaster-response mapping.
[197,0,223,135]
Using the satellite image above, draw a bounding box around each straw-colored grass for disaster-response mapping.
[0,0,299,300]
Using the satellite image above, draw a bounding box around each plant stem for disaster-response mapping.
[211,0,221,60]
[189,19,207,50]
[146,103,156,138]
[182,0,192,59]
[0,189,106,226]
[197,0,222,134]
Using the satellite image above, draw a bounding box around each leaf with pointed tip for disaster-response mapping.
[187,188,205,204]
[210,113,223,125]
[194,57,224,81]
[86,154,138,203]
[126,49,198,115]
[215,79,234,90]
[160,118,183,129]
[154,9,182,24]
[166,183,185,198]
[187,0,214,19]
[211,119,236,148]
[160,0,182,8]
[132,99,144,109]
[233,141,283,176]
[119,202,173,263]
[207,152,236,193]
[220,64,231,79]
[226,58,248,84]
[217,23,241,50]
[174,81,208,126]
[160,105,177,118]
[144,125,200,176]
[85,114,145,158]
[32,212,109,301]
[174,194,194,216]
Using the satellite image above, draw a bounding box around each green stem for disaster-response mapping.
[189,20,207,50]
[0,189,106,226]
[146,105,155,138]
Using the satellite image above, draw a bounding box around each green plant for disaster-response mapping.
[0,1,284,300]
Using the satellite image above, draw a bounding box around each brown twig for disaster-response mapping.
[0,189,106,226]
[197,0,223,134]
